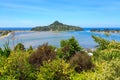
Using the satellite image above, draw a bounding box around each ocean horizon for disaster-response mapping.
[0,27,32,30]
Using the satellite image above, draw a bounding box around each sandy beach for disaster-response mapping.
[0,32,11,39]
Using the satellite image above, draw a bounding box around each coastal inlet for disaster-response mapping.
[0,30,120,49]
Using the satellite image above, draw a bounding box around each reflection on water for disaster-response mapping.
[0,31,120,49]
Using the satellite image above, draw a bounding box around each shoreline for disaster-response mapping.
[0,32,11,39]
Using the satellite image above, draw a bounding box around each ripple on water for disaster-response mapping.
[0,31,120,49]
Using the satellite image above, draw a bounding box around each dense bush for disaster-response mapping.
[0,56,6,74]
[0,52,35,80]
[98,49,120,61]
[92,35,110,50]
[70,51,94,73]
[57,37,83,60]
[0,41,11,57]
[0,48,3,55]
[92,35,120,61]
[27,45,33,54]
[28,43,56,68]
[14,43,25,51]
[37,59,74,80]
[0,36,120,80]
[71,59,120,80]
[57,45,70,60]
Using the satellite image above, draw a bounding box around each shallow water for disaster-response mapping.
[0,31,120,49]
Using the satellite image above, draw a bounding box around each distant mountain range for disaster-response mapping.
[31,21,83,31]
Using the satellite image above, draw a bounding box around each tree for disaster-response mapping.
[92,35,120,61]
[27,45,33,53]
[14,43,25,51]
[58,37,83,60]
[92,35,110,50]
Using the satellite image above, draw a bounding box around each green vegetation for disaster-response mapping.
[0,36,120,80]
[92,35,120,61]
[37,59,74,80]
[0,30,11,36]
[14,43,25,51]
[57,37,83,60]
[0,41,11,57]
[28,43,56,68]
[31,21,83,31]
[27,45,33,54]
[70,52,94,73]
[91,28,120,33]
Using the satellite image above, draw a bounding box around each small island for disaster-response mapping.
[31,21,83,31]
[0,30,12,39]
[90,28,120,33]
[0,30,11,36]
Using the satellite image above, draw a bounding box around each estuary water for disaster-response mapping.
[0,30,120,49]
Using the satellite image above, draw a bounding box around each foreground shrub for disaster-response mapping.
[105,59,120,80]
[0,52,35,80]
[98,49,120,61]
[14,43,25,51]
[0,48,3,56]
[70,52,94,73]
[0,41,11,57]
[70,59,120,80]
[37,59,74,80]
[0,56,6,75]
[92,35,120,61]
[92,35,110,50]
[58,37,83,60]
[28,43,56,68]
[27,45,33,54]
[0,75,17,80]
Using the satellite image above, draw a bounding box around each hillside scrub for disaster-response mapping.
[28,43,56,68]
[0,36,120,80]
[57,37,83,60]
[92,35,120,61]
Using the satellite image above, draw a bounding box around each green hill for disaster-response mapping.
[31,21,83,31]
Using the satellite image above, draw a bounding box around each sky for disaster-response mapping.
[0,0,120,28]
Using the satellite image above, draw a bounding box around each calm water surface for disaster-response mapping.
[0,31,120,49]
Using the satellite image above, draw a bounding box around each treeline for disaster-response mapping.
[31,21,83,31]
[91,28,120,33]
[0,30,11,36]
[0,36,120,80]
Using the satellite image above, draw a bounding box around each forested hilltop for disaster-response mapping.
[31,21,83,31]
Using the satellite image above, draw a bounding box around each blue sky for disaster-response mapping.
[0,0,120,28]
